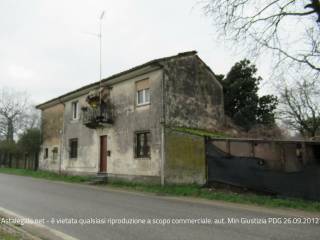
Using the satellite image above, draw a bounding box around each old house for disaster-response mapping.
[36,51,224,184]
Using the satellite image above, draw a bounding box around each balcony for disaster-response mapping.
[82,106,113,129]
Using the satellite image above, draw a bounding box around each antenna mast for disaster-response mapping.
[99,11,105,105]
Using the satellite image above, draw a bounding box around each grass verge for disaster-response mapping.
[106,180,320,212]
[0,230,19,240]
[0,168,91,183]
[1,167,320,212]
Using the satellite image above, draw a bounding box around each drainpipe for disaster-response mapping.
[160,67,166,186]
[58,99,65,175]
[161,124,165,186]
[38,111,44,171]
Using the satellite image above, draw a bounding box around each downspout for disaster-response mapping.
[58,98,65,175]
[160,66,166,186]
[38,108,44,171]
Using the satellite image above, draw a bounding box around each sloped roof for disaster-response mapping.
[36,50,199,109]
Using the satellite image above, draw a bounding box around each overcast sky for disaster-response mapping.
[0,0,269,105]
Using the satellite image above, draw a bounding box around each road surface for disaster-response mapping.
[0,173,319,240]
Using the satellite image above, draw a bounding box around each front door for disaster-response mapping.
[99,135,107,173]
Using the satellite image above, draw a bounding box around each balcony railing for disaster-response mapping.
[82,106,113,129]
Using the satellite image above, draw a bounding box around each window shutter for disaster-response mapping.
[136,79,149,91]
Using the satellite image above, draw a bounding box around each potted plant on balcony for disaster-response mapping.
[86,91,100,108]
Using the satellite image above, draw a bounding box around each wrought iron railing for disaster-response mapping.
[82,106,113,128]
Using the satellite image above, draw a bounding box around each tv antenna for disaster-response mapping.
[99,11,105,105]
[82,11,106,106]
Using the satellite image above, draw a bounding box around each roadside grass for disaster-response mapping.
[106,180,320,212]
[1,167,320,212]
[0,168,91,183]
[0,230,19,240]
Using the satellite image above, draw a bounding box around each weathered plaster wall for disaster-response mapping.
[39,104,64,171]
[101,69,163,178]
[57,69,163,178]
[163,55,224,131]
[164,128,206,184]
[61,96,98,174]
[38,53,224,184]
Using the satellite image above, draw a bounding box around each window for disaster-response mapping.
[136,79,150,106]
[137,89,150,105]
[52,147,58,161]
[69,138,78,159]
[72,101,78,120]
[135,131,151,158]
[44,148,48,159]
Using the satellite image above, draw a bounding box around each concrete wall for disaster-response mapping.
[210,139,319,172]
[163,55,224,131]
[206,139,320,200]
[164,128,206,184]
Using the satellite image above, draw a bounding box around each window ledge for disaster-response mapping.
[134,157,151,160]
[136,102,150,107]
[70,119,80,123]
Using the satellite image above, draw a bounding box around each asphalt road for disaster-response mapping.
[0,174,319,240]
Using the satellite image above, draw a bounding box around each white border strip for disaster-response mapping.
[0,207,79,240]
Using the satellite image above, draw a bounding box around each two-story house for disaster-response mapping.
[36,51,224,184]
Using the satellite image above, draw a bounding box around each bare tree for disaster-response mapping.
[202,0,320,80]
[20,106,41,131]
[0,88,31,141]
[279,79,320,138]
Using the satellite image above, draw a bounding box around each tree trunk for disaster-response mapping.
[34,152,39,170]
[6,118,14,142]
[24,153,27,169]
[8,153,12,168]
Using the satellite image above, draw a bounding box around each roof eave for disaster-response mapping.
[36,50,198,110]
[36,64,162,110]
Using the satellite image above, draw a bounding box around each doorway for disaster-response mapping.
[99,135,107,173]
